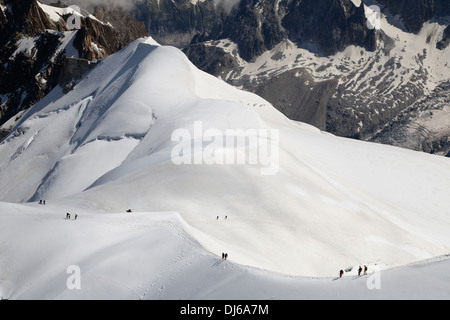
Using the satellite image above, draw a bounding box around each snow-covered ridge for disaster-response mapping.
[37,2,83,23]
[1,201,449,300]
[0,37,450,298]
[37,1,112,28]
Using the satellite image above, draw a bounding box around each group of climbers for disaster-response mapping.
[339,265,368,278]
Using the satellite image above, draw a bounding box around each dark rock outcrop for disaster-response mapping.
[0,0,148,133]
[183,42,239,79]
[282,0,376,56]
[0,2,8,34]
[369,81,450,157]
[0,0,67,127]
[219,0,288,61]
[253,68,339,130]
[58,57,98,90]
[1,0,67,41]
[132,0,226,48]
[437,24,450,50]
[78,5,147,60]
[376,0,450,34]
[135,0,377,61]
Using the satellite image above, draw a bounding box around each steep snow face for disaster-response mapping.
[0,37,274,202]
[0,38,450,278]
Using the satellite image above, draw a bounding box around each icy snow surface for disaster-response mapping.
[0,37,449,299]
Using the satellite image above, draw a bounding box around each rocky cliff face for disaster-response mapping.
[217,0,289,61]
[0,0,67,39]
[177,0,449,156]
[76,5,147,60]
[132,0,226,48]
[93,6,147,45]
[282,0,376,56]
[376,0,450,34]
[183,42,239,79]
[182,0,385,132]
[135,0,378,61]
[369,81,450,157]
[0,0,147,135]
[437,24,450,50]
[1,0,65,132]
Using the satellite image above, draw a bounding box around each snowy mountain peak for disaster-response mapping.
[1,38,450,281]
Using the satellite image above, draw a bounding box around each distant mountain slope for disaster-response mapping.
[369,80,450,156]
[3,0,449,157]
[180,0,450,155]
[375,0,450,34]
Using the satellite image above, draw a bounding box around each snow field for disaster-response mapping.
[0,36,449,298]
[1,202,450,300]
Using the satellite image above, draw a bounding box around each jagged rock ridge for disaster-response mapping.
[0,0,147,140]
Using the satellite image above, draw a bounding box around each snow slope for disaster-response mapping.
[1,202,450,300]
[0,37,450,298]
